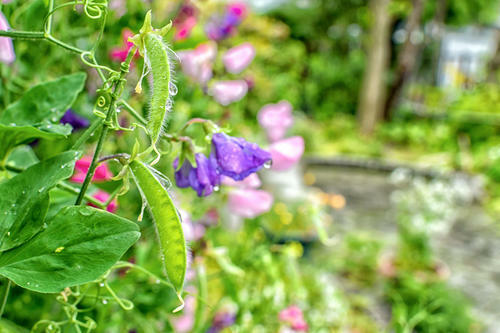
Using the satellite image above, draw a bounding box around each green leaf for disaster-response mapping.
[6,145,39,169]
[0,151,80,251]
[0,73,87,126]
[0,206,140,293]
[0,318,30,333]
[0,123,72,162]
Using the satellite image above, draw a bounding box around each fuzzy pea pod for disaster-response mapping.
[129,11,174,163]
[128,159,186,311]
[144,33,171,147]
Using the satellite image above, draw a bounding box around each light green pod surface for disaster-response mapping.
[129,160,186,292]
[144,33,171,145]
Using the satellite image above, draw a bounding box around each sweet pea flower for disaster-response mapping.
[175,16,197,41]
[208,80,248,106]
[0,11,15,64]
[109,29,138,62]
[71,156,113,183]
[279,306,308,332]
[173,153,220,197]
[109,0,126,18]
[223,43,255,74]
[221,173,261,188]
[178,41,217,85]
[228,188,273,218]
[60,109,90,131]
[268,136,304,171]
[258,101,294,142]
[179,208,206,242]
[227,2,247,20]
[207,312,236,333]
[211,132,271,181]
[88,190,118,213]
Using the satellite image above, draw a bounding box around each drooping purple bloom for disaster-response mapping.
[211,133,271,181]
[0,10,15,64]
[207,312,236,333]
[173,153,220,197]
[60,109,90,131]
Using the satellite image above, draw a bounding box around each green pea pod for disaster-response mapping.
[144,32,171,148]
[128,159,186,311]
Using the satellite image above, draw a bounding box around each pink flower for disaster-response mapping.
[0,11,15,64]
[175,16,197,41]
[89,190,118,213]
[227,189,273,218]
[208,80,248,106]
[227,2,248,20]
[279,306,309,332]
[258,101,294,142]
[222,173,261,189]
[109,0,126,18]
[223,43,255,74]
[109,29,138,62]
[178,41,217,85]
[268,136,304,171]
[71,156,113,183]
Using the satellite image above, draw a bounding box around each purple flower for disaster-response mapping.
[0,10,15,64]
[60,109,90,131]
[211,133,271,181]
[173,153,220,197]
[207,312,236,333]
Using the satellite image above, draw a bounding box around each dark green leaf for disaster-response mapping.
[0,151,80,251]
[0,123,71,162]
[0,206,140,293]
[0,73,86,126]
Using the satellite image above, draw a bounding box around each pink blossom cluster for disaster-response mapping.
[258,101,304,171]
[70,156,117,213]
[279,305,309,331]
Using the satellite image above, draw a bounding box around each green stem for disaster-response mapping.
[46,0,55,33]
[0,30,84,54]
[75,47,136,205]
[0,280,12,319]
[0,30,45,39]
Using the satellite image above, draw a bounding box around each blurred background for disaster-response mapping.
[1,0,500,332]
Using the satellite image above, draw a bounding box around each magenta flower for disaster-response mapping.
[221,173,261,189]
[178,41,217,85]
[88,190,118,213]
[279,305,309,332]
[208,80,248,106]
[228,189,273,218]
[268,136,304,171]
[0,11,15,64]
[258,101,294,142]
[173,153,220,197]
[227,2,248,20]
[60,109,90,131]
[211,133,271,181]
[71,156,113,183]
[175,16,197,41]
[223,43,255,74]
[109,29,138,62]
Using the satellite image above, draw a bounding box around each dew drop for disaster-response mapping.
[99,283,105,287]
[263,160,272,169]
[155,279,161,284]
[169,83,178,96]
[102,299,108,304]
[7,232,10,236]
[213,185,220,192]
